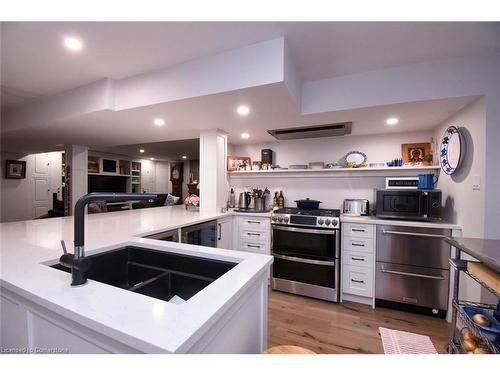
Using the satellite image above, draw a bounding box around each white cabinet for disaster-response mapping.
[234,216,271,255]
[217,217,234,249]
[341,222,375,306]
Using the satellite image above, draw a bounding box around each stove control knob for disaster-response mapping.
[318,218,324,225]
[325,219,331,226]
[277,216,283,223]
[272,216,277,222]
[283,216,289,223]
[331,219,338,227]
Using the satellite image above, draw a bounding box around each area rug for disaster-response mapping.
[379,327,437,354]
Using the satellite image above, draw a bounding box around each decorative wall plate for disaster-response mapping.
[345,151,367,167]
[440,126,463,175]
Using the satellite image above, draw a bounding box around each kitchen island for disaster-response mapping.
[0,206,273,353]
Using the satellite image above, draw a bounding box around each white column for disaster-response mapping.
[64,145,88,215]
[199,129,228,212]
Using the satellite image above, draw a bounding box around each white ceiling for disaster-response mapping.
[2,22,499,108]
[1,77,478,154]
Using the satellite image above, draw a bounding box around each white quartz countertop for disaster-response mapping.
[340,214,461,230]
[0,206,273,353]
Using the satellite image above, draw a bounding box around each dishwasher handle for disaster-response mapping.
[382,230,447,239]
[380,265,445,280]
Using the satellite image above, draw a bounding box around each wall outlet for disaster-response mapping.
[472,175,481,191]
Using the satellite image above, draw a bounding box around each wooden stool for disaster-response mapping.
[263,345,316,354]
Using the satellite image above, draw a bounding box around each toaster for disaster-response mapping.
[343,199,369,216]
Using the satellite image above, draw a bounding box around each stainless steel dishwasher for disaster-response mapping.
[375,225,451,317]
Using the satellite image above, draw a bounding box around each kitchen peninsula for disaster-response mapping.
[0,205,272,353]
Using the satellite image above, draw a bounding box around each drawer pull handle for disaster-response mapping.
[351,243,365,247]
[247,244,261,248]
[351,257,365,261]
[273,253,335,266]
[247,233,261,236]
[247,221,260,224]
[352,228,366,232]
[351,279,364,284]
[380,266,445,280]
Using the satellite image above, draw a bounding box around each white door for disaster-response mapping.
[48,152,62,200]
[32,153,51,218]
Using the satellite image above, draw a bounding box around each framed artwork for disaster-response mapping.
[401,143,432,165]
[227,156,251,171]
[5,160,26,179]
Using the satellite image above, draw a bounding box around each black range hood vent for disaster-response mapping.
[267,122,352,140]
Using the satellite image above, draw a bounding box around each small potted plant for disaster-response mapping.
[184,194,200,211]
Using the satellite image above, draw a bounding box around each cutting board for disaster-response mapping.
[467,261,500,294]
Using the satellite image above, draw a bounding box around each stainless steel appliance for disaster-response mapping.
[343,199,369,216]
[385,177,419,189]
[375,225,451,317]
[375,189,442,221]
[238,192,251,209]
[143,229,179,242]
[181,220,217,247]
[271,207,341,302]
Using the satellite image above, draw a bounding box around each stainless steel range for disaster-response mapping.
[271,208,341,302]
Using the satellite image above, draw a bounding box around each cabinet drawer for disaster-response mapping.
[239,241,269,255]
[239,217,270,230]
[343,250,374,267]
[343,236,375,253]
[239,228,268,243]
[342,223,374,238]
[342,265,373,297]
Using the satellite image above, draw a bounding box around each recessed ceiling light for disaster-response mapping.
[150,157,155,161]
[64,37,83,51]
[139,149,145,153]
[241,132,250,139]
[236,105,250,116]
[386,117,399,125]
[153,118,165,126]
[182,155,187,159]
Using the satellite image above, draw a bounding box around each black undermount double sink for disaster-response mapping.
[51,246,236,303]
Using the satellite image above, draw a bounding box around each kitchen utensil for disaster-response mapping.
[289,164,308,169]
[309,162,325,169]
[294,198,322,210]
[343,199,369,216]
[418,174,438,189]
[254,197,265,211]
[238,192,251,209]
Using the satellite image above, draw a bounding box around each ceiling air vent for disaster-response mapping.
[267,122,352,140]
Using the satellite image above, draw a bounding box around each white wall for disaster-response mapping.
[1,152,35,222]
[230,130,434,209]
[433,97,493,303]
[433,97,486,237]
[154,161,171,193]
[1,151,63,222]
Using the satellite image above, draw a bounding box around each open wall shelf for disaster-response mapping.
[228,165,441,179]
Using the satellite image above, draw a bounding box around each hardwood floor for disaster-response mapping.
[268,290,451,354]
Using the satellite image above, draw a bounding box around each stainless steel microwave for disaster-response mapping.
[375,189,442,221]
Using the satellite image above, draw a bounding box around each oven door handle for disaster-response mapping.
[272,225,336,235]
[382,230,447,239]
[273,253,336,266]
[380,265,445,280]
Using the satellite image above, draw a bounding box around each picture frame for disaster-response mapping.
[5,160,27,179]
[401,143,432,165]
[227,156,251,171]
